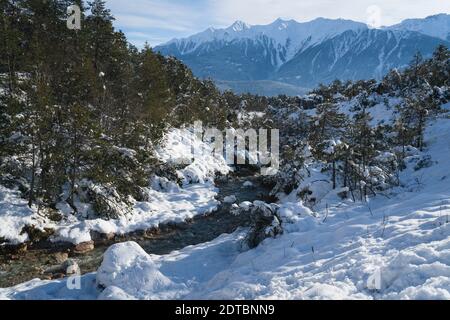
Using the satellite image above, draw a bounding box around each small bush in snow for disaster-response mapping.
[242,201,283,249]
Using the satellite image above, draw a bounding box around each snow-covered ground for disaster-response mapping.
[1,114,449,300]
[0,128,230,245]
[0,186,46,244]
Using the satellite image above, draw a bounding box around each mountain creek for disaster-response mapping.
[0,172,273,288]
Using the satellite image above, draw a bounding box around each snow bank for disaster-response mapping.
[96,242,187,300]
[0,186,49,244]
[0,127,230,245]
[49,128,230,244]
[53,182,220,244]
[0,233,246,300]
[0,274,99,300]
[156,128,230,184]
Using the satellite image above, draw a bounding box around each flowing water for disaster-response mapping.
[0,174,272,288]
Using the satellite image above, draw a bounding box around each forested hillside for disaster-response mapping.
[266,47,450,202]
[1,0,228,220]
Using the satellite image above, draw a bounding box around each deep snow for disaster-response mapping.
[1,113,449,300]
[0,185,46,244]
[0,128,230,245]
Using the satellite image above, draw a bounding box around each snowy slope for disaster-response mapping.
[387,14,450,41]
[53,128,230,244]
[2,112,449,300]
[155,127,230,184]
[276,29,449,86]
[0,128,230,245]
[0,186,49,244]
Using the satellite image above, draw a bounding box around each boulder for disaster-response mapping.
[73,241,95,254]
[53,252,69,264]
[243,181,254,188]
[43,258,79,276]
[90,231,115,242]
[244,201,283,249]
[96,242,186,299]
[224,195,237,204]
[63,259,80,275]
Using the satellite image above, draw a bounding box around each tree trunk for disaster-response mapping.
[343,158,348,188]
[28,139,36,208]
[332,160,336,189]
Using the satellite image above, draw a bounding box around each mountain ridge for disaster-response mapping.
[155,14,450,95]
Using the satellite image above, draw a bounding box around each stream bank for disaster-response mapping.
[0,173,273,288]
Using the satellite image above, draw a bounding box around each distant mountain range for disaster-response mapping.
[155,14,450,96]
[216,80,309,97]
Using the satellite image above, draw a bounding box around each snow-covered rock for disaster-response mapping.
[243,181,254,188]
[224,195,237,204]
[156,128,230,185]
[98,286,136,300]
[97,242,187,300]
[239,201,253,211]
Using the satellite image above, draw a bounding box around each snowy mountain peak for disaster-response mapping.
[272,18,291,23]
[229,20,251,32]
[158,17,367,57]
[155,14,450,93]
[270,18,294,28]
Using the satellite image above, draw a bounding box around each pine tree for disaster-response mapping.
[429,45,450,87]
[347,95,377,200]
[408,51,425,86]
[310,101,348,189]
[86,0,114,72]
[0,0,24,95]
[134,46,174,142]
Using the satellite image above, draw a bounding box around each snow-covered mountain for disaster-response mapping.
[160,18,367,67]
[155,15,450,94]
[276,28,448,87]
[387,14,450,41]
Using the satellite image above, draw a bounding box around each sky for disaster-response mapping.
[105,0,450,47]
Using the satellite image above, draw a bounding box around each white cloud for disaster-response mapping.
[114,14,190,32]
[126,32,168,47]
[105,0,213,46]
[106,0,201,25]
